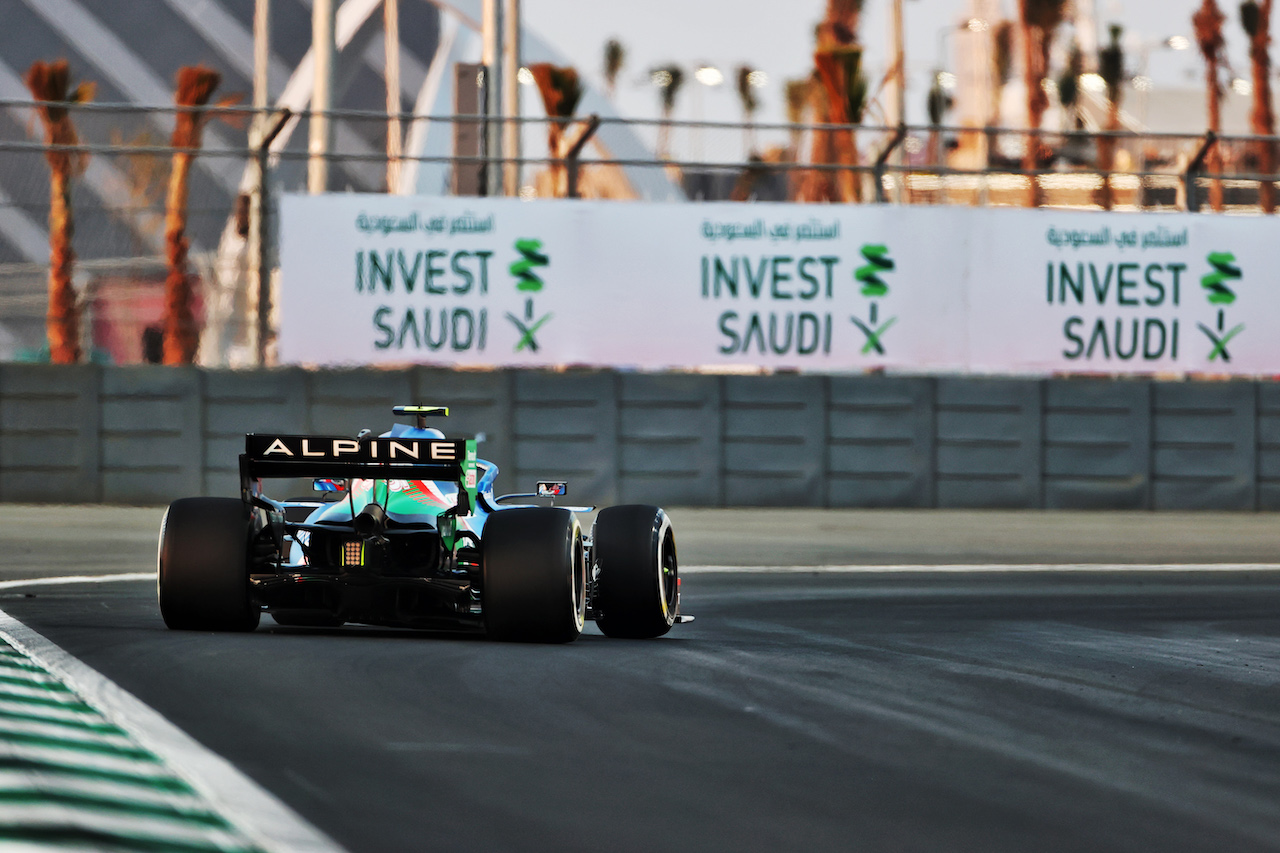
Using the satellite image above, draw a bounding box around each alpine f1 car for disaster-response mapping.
[157,405,689,642]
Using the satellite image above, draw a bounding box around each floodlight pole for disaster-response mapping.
[253,0,270,122]
[385,0,402,193]
[482,0,502,196]
[309,0,336,194]
[891,0,905,126]
[250,0,271,364]
[889,0,906,201]
[502,0,521,196]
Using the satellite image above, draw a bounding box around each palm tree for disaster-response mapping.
[805,47,867,202]
[651,64,684,159]
[815,0,863,51]
[1241,0,1276,212]
[801,0,866,203]
[1057,44,1083,130]
[983,20,1016,172]
[1096,25,1126,210]
[528,63,584,197]
[24,60,93,364]
[990,20,1016,131]
[603,39,625,99]
[737,65,760,155]
[784,76,814,159]
[164,66,222,364]
[927,72,951,167]
[1194,0,1228,211]
[1019,0,1069,207]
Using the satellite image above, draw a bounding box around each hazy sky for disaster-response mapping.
[520,0,1238,135]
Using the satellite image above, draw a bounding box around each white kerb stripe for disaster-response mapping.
[0,608,348,853]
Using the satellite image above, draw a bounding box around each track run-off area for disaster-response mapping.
[0,506,1278,852]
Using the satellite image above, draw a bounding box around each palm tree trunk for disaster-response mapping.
[1095,102,1120,210]
[163,66,220,364]
[163,150,198,363]
[1206,57,1225,211]
[26,60,88,364]
[547,121,566,197]
[46,162,80,363]
[657,109,672,160]
[1019,5,1047,207]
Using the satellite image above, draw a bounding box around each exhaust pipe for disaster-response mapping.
[353,503,387,538]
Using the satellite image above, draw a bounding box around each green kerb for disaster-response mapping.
[0,728,159,761]
[0,672,73,691]
[0,689,94,711]
[0,789,230,829]
[0,657,44,673]
[0,825,262,853]
[0,755,194,794]
[0,706,124,734]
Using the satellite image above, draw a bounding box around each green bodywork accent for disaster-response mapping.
[315,438,480,553]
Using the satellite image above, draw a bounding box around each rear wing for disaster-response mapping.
[240,434,479,509]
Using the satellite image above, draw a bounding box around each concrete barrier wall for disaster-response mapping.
[5,365,1280,510]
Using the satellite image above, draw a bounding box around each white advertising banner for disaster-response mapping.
[278,195,1280,375]
[966,208,1280,374]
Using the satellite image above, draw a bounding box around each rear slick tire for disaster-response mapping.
[592,505,678,639]
[158,498,260,632]
[482,508,586,643]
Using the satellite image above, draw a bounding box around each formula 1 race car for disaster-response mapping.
[157,405,689,642]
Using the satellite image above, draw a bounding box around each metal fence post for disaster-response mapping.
[566,115,601,199]
[1184,130,1217,213]
[874,123,908,204]
[253,109,291,367]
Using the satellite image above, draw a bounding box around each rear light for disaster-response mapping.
[342,540,363,566]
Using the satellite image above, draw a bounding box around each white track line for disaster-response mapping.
[0,573,153,591]
[7,565,1280,590]
[684,563,1280,573]
[0,607,348,853]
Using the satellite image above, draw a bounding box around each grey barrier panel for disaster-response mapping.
[0,365,100,502]
[935,378,1043,508]
[7,365,1280,511]
[618,373,722,506]
[1043,379,1152,509]
[308,370,415,435]
[722,375,825,507]
[413,368,514,486]
[827,376,934,508]
[101,367,203,504]
[203,369,310,498]
[1258,382,1280,509]
[513,372,618,505]
[1153,381,1257,510]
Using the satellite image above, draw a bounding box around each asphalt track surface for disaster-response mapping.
[2,506,1280,852]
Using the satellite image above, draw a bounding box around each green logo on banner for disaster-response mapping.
[851,244,897,355]
[1201,251,1241,305]
[506,239,553,352]
[1198,251,1244,362]
[855,244,895,297]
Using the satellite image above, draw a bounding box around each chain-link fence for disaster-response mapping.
[0,99,1275,366]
